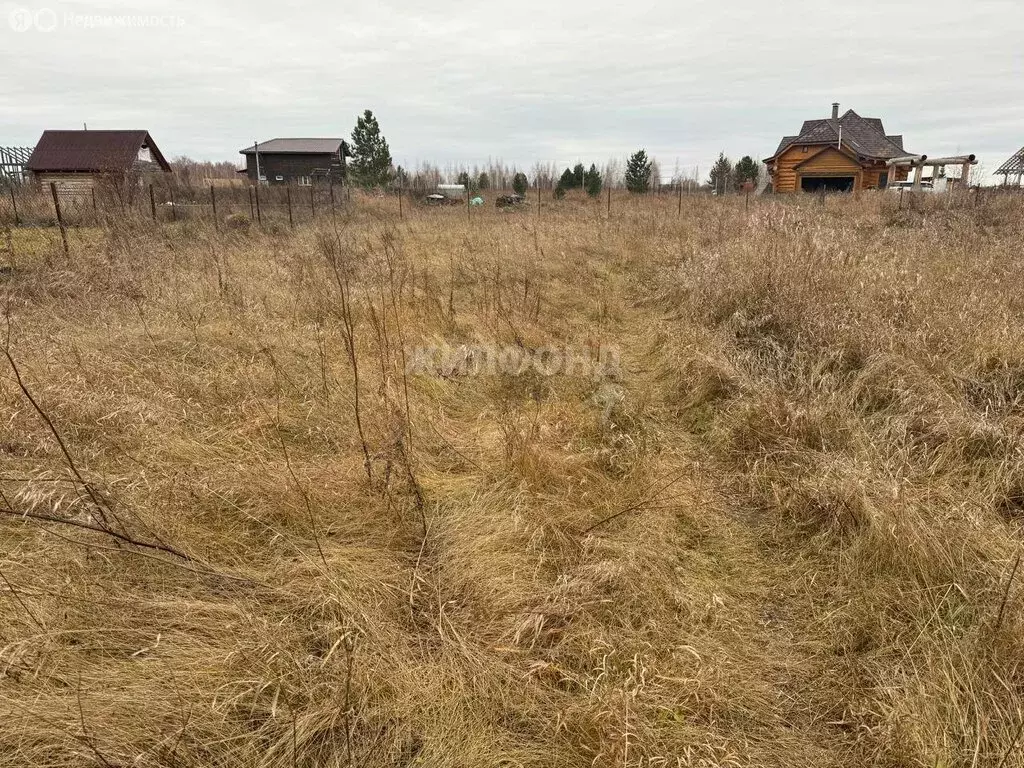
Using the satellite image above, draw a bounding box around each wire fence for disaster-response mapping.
[0,178,1020,235]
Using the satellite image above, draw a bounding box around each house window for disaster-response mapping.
[297,176,312,187]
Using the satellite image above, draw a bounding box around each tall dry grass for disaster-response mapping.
[2,189,1024,767]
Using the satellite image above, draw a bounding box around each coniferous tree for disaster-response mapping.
[733,156,760,190]
[584,164,603,197]
[350,110,393,187]
[478,172,490,190]
[557,168,575,192]
[708,152,733,194]
[625,149,653,193]
[512,172,528,196]
[572,163,585,189]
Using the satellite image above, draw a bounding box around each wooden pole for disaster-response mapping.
[248,186,254,220]
[170,187,177,221]
[607,183,611,216]
[8,186,19,226]
[49,182,69,257]
[149,184,157,221]
[329,181,336,224]
[398,179,403,220]
[210,184,218,231]
[899,187,904,211]
[309,185,315,219]
[678,182,682,215]
[286,186,294,228]
[961,161,972,191]
[91,187,97,218]
[467,188,471,222]
[255,184,262,225]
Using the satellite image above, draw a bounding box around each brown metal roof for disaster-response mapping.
[240,138,349,155]
[25,130,170,173]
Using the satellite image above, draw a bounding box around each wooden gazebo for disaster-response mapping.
[995,147,1024,187]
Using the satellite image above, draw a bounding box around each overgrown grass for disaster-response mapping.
[2,189,1024,767]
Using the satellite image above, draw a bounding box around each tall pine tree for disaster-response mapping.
[350,110,393,188]
[625,149,653,194]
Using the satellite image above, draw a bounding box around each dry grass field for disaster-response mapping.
[2,190,1024,767]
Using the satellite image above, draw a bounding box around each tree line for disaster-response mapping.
[168,110,764,195]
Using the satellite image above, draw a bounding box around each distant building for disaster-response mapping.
[25,130,171,193]
[763,104,915,193]
[240,139,351,185]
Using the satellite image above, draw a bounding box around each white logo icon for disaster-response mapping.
[9,7,33,31]
[8,7,57,32]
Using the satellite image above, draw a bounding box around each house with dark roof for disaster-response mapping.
[239,139,351,185]
[25,130,170,193]
[763,104,914,193]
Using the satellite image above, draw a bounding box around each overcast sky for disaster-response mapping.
[1,0,1022,180]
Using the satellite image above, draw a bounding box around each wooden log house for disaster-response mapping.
[763,103,914,193]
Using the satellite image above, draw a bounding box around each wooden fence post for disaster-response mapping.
[248,186,254,220]
[286,186,294,228]
[329,181,336,224]
[49,183,69,257]
[607,184,611,217]
[149,184,157,221]
[90,187,97,222]
[255,184,262,225]
[678,183,682,216]
[398,179,403,220]
[170,187,177,221]
[8,187,19,226]
[309,186,315,219]
[210,184,219,231]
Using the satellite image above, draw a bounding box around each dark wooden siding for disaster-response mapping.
[243,153,345,184]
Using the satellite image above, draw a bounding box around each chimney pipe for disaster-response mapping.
[831,103,840,120]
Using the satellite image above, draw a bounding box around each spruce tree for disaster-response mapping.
[708,152,733,194]
[733,156,760,190]
[512,172,528,196]
[572,163,585,189]
[584,164,603,197]
[478,172,490,190]
[557,168,575,194]
[625,149,653,194]
[350,110,393,187]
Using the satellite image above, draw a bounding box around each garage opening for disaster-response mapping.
[801,176,855,193]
